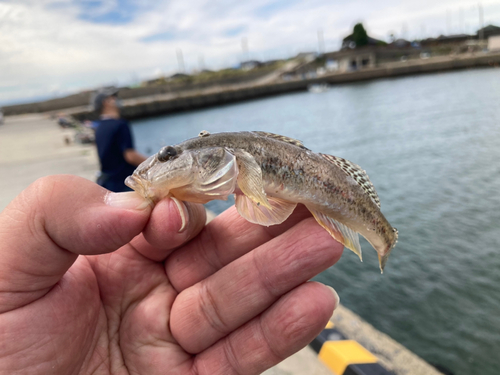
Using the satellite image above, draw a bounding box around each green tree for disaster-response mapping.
[352,23,369,47]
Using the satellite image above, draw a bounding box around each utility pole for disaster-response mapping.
[402,22,408,40]
[446,9,451,35]
[176,48,185,73]
[198,54,205,71]
[459,7,465,33]
[478,2,484,40]
[317,28,325,54]
[241,37,249,62]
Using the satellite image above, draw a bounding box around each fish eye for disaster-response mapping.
[158,146,178,162]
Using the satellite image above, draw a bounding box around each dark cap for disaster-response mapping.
[91,87,119,114]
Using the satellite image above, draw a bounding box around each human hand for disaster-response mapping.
[0,175,342,374]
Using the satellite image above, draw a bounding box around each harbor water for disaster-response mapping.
[132,68,500,375]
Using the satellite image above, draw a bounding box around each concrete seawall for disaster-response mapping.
[3,52,499,121]
[1,70,274,116]
[63,51,500,121]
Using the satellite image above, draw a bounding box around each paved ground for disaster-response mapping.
[331,305,442,375]
[0,114,98,211]
[0,114,440,375]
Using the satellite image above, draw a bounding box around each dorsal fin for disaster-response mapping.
[320,153,381,208]
[252,131,309,150]
[198,130,211,137]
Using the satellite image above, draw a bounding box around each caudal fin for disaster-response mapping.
[378,227,398,273]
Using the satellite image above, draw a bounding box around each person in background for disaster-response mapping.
[93,87,147,192]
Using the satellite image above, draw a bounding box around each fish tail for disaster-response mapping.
[378,227,398,274]
[378,253,389,274]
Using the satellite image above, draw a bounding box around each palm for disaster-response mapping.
[0,177,342,375]
[86,246,185,374]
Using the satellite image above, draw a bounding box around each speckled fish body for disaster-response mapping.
[126,131,398,271]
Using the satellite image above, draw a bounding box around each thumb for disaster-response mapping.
[0,175,152,313]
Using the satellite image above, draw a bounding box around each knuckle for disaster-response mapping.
[222,337,244,375]
[252,251,281,298]
[197,226,224,271]
[198,281,229,334]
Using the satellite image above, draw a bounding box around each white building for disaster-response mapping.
[488,36,500,51]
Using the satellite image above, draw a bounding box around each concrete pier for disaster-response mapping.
[0,114,98,211]
[263,305,442,375]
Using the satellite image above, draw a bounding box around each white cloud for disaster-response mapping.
[0,0,499,105]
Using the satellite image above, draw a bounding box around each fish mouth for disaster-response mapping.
[125,175,145,196]
[125,174,159,201]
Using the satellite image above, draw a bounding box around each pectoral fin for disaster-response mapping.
[307,207,362,261]
[232,149,272,209]
[236,194,297,226]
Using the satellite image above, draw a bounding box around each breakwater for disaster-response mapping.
[3,52,500,120]
[1,69,272,116]
[72,52,500,121]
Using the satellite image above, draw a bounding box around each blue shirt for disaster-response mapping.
[94,118,136,192]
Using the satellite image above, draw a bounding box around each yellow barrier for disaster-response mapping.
[309,323,394,375]
[319,340,378,374]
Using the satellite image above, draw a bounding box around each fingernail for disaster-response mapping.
[326,285,340,310]
[105,192,152,210]
[171,197,188,233]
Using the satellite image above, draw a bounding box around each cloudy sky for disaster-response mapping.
[1,0,499,105]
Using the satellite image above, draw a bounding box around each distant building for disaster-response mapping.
[341,34,385,49]
[285,23,500,80]
[170,73,190,80]
[488,36,500,51]
[418,25,500,47]
[143,77,166,86]
[324,48,377,71]
[240,60,263,71]
[477,25,500,39]
[295,52,316,60]
[262,59,281,66]
[421,34,472,46]
[322,45,427,73]
[390,39,411,48]
[325,59,339,71]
